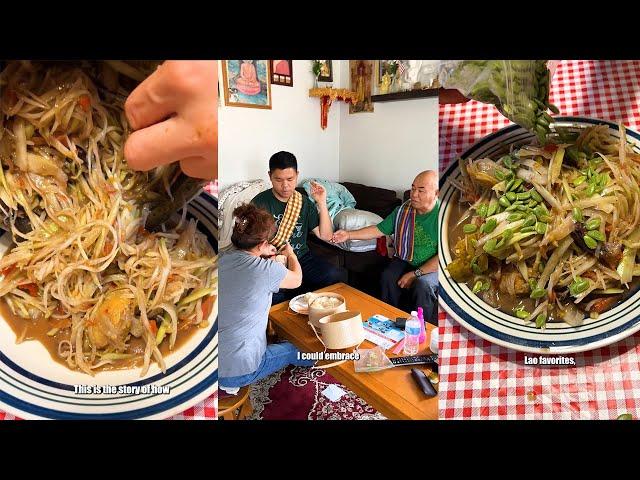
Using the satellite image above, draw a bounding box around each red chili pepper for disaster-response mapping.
[102,241,113,256]
[19,283,38,296]
[1,265,16,277]
[78,95,91,112]
[201,296,215,319]
[148,320,158,335]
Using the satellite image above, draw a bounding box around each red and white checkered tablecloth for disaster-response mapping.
[0,180,218,421]
[439,60,640,420]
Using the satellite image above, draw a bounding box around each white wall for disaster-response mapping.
[219,60,439,199]
[218,60,341,190]
[337,60,439,198]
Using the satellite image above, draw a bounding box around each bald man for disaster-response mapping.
[332,171,439,321]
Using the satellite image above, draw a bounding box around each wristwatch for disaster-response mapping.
[414,268,424,278]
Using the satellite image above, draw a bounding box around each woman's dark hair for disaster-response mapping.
[231,203,276,250]
[269,151,298,172]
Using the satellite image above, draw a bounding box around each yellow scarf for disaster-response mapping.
[271,190,303,249]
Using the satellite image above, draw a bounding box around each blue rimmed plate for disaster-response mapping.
[0,192,218,419]
[439,117,640,354]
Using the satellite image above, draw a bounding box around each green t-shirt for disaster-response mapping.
[377,200,439,267]
[252,189,320,258]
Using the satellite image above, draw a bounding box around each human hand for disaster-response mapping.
[124,60,218,180]
[331,230,349,243]
[397,271,417,289]
[262,243,277,258]
[309,181,327,205]
[281,242,296,259]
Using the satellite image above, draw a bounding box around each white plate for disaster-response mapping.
[439,117,640,354]
[0,192,218,419]
[289,294,309,315]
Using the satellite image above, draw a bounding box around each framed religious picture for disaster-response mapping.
[376,60,396,86]
[316,60,333,82]
[221,60,272,109]
[349,60,374,113]
[270,60,293,86]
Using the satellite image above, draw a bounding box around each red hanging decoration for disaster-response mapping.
[309,87,358,130]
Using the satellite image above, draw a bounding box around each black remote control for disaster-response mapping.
[411,368,437,397]
[389,354,438,367]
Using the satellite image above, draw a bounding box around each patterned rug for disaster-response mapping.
[248,366,386,420]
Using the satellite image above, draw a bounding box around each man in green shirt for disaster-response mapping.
[332,171,439,321]
[252,151,344,304]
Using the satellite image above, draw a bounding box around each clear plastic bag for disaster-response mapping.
[354,346,394,373]
[439,60,559,143]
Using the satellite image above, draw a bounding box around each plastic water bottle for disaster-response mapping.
[403,311,421,355]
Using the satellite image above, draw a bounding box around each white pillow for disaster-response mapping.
[218,180,267,251]
[332,208,383,253]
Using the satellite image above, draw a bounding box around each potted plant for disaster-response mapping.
[312,60,322,88]
[386,61,399,92]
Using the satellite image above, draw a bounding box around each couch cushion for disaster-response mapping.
[331,208,383,253]
[341,182,401,219]
[218,180,268,250]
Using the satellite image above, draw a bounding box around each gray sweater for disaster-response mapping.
[219,249,287,377]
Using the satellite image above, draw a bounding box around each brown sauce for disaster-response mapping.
[1,299,207,372]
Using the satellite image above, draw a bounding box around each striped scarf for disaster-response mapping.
[394,200,416,262]
[270,190,303,249]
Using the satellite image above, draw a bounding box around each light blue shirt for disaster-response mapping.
[219,249,287,377]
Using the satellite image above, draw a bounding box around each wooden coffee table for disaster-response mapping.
[268,283,438,420]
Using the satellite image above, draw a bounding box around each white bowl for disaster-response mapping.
[0,192,218,419]
[439,117,640,354]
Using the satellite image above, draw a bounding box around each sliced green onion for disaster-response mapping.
[483,239,498,253]
[482,218,497,233]
[587,230,605,242]
[510,178,523,192]
[523,214,537,228]
[585,218,601,230]
[178,288,215,307]
[530,288,546,299]
[583,236,598,249]
[572,175,587,187]
[535,222,547,235]
[569,277,590,296]
[530,190,543,203]
[572,207,583,222]
[477,203,488,217]
[486,201,497,217]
